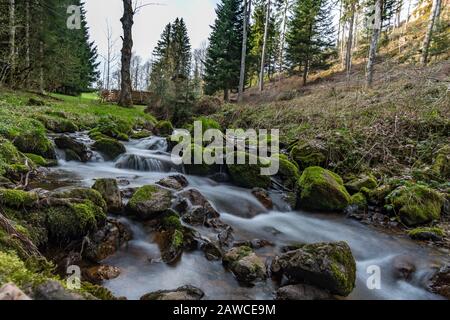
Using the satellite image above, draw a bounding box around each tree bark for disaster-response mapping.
[366,0,382,87]
[9,0,16,87]
[25,0,30,87]
[259,0,271,92]
[278,0,289,76]
[421,0,441,66]
[238,0,251,103]
[118,0,134,107]
[345,2,356,78]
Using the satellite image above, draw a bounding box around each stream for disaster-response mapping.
[43,132,449,300]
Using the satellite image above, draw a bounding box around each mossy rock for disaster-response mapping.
[227,152,272,189]
[45,200,106,243]
[155,120,174,137]
[297,167,351,212]
[432,145,450,180]
[0,138,29,176]
[407,227,445,241]
[13,131,56,160]
[92,138,126,160]
[131,130,152,139]
[183,144,219,176]
[290,140,327,170]
[276,241,356,296]
[349,192,367,210]
[37,115,78,133]
[51,188,107,212]
[274,154,301,189]
[223,246,267,283]
[25,153,55,167]
[127,185,173,220]
[345,174,378,194]
[386,184,444,226]
[0,189,38,208]
[88,129,109,141]
[92,179,122,213]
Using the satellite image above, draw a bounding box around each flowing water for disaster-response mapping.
[46,133,449,300]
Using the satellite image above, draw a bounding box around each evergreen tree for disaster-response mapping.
[204,0,244,101]
[286,0,335,85]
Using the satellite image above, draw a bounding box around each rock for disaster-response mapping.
[92,116,132,141]
[50,187,107,212]
[345,174,378,194]
[38,116,78,133]
[127,185,173,220]
[386,184,444,226]
[274,154,301,190]
[13,131,56,160]
[154,120,174,137]
[85,219,132,262]
[227,152,271,189]
[92,138,126,160]
[140,285,204,300]
[200,239,223,261]
[92,179,122,213]
[183,144,219,176]
[428,265,450,299]
[276,241,356,297]
[31,280,86,300]
[178,189,220,224]
[131,130,152,139]
[233,239,273,249]
[290,140,327,170]
[157,175,189,190]
[347,192,368,213]
[0,283,31,300]
[54,135,91,162]
[392,255,416,281]
[223,246,267,283]
[252,188,273,209]
[85,265,121,283]
[431,145,450,179]
[407,227,445,241]
[297,167,351,212]
[276,284,334,300]
[0,189,38,208]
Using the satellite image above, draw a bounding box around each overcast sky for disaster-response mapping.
[85,0,219,64]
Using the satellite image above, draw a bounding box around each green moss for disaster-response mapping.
[0,138,29,176]
[227,152,272,189]
[0,251,49,289]
[25,153,48,167]
[297,166,351,211]
[273,154,301,189]
[13,130,56,160]
[290,141,326,170]
[80,281,116,300]
[195,117,221,133]
[155,120,174,137]
[386,184,444,226]
[92,138,126,160]
[45,200,105,243]
[345,174,378,194]
[171,229,184,249]
[407,227,445,239]
[52,188,107,212]
[349,192,367,208]
[131,130,152,139]
[162,212,182,230]
[128,185,159,209]
[223,246,253,264]
[432,145,450,179]
[94,116,133,140]
[0,189,38,208]
[37,115,78,133]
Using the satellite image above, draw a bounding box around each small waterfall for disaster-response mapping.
[133,136,168,152]
[115,154,173,172]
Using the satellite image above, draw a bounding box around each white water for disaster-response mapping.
[48,133,449,300]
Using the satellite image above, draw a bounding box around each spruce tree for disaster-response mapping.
[204,0,244,101]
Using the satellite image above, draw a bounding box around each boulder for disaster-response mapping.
[92,138,126,160]
[276,284,334,300]
[14,131,56,160]
[140,285,204,300]
[157,175,189,191]
[31,280,86,300]
[407,227,445,241]
[275,241,356,297]
[345,174,378,194]
[297,167,351,212]
[431,145,450,179]
[50,188,107,212]
[127,185,173,220]
[84,219,132,262]
[392,255,416,281]
[177,189,220,225]
[0,283,31,300]
[92,179,122,213]
[290,140,327,170]
[227,152,272,189]
[386,184,444,226]
[252,188,273,209]
[85,265,121,283]
[54,135,91,162]
[222,246,267,283]
[154,120,174,137]
[428,265,450,299]
[0,189,38,208]
[274,154,301,190]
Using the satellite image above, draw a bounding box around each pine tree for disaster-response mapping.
[286,0,335,85]
[204,0,244,101]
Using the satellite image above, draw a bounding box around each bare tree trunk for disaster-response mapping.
[278,0,289,77]
[238,0,251,103]
[395,0,403,28]
[106,22,114,91]
[119,0,134,107]
[259,0,271,92]
[25,0,30,87]
[421,0,441,66]
[9,0,16,87]
[345,3,356,78]
[366,0,382,87]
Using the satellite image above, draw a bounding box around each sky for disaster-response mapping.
[84,0,219,64]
